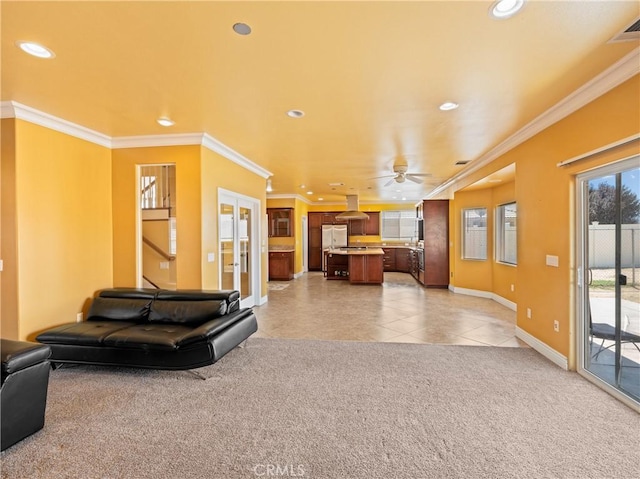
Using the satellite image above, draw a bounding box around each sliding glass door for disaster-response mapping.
[577,157,640,407]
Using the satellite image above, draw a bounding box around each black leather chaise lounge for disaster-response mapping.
[36,288,257,371]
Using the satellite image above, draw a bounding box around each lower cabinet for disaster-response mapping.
[268,251,294,281]
[349,255,384,284]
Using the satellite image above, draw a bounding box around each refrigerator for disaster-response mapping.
[322,224,348,270]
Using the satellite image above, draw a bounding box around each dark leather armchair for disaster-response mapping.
[1,339,52,451]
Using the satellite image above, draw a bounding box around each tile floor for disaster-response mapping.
[253,272,529,347]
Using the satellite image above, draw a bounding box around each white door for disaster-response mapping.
[218,189,261,309]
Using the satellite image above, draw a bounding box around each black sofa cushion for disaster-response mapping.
[35,321,137,346]
[148,300,227,325]
[102,324,195,351]
[87,297,151,322]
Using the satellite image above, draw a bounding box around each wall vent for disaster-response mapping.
[455,160,470,166]
[609,17,640,42]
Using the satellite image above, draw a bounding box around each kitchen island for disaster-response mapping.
[325,247,384,284]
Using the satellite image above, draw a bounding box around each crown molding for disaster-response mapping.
[202,133,271,179]
[0,101,112,148]
[0,101,272,179]
[266,194,312,203]
[426,46,640,199]
[111,133,204,149]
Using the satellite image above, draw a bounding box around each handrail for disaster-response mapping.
[142,275,160,289]
[142,236,175,261]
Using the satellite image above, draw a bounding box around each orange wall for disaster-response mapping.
[1,118,18,339]
[3,119,113,340]
[450,74,640,364]
[112,145,202,288]
[200,146,268,295]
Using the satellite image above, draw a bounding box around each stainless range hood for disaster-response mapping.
[335,195,370,220]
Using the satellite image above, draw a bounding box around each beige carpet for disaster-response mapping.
[1,338,639,479]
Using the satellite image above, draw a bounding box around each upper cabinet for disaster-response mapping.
[267,208,293,237]
[349,212,380,235]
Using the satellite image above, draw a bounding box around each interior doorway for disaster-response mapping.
[138,164,177,290]
[577,156,640,409]
[218,189,261,308]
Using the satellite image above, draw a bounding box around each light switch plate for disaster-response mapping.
[546,255,559,267]
[207,252,215,262]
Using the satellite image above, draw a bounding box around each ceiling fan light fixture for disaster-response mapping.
[490,0,524,19]
[287,109,305,118]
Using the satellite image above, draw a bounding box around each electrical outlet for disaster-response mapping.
[76,312,83,323]
[510,284,515,292]
[553,320,559,332]
[527,308,532,319]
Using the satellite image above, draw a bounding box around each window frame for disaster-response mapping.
[496,201,517,265]
[461,207,488,260]
[381,210,417,241]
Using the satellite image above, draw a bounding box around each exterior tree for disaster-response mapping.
[589,183,640,224]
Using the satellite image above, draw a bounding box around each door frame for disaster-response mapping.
[575,155,640,411]
[218,188,261,309]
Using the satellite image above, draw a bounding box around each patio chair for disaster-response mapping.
[588,301,640,360]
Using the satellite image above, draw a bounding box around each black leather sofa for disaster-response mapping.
[36,288,257,370]
[1,339,52,451]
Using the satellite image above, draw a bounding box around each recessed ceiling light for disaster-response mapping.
[287,110,305,118]
[328,182,344,186]
[233,23,252,35]
[16,41,55,59]
[306,191,313,195]
[439,101,459,111]
[318,197,324,201]
[490,0,524,19]
[157,117,175,127]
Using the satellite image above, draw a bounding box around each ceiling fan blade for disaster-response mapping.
[383,177,396,187]
[407,173,432,177]
[371,174,396,180]
[406,174,424,184]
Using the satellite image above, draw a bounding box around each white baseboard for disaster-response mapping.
[294,272,304,279]
[516,327,568,370]
[449,285,517,312]
[259,295,268,305]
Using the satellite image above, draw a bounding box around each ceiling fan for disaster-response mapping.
[376,160,431,186]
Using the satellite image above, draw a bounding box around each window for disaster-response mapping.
[462,208,487,260]
[381,210,416,240]
[496,202,517,264]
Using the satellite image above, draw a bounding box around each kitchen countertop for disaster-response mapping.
[327,247,385,255]
[269,248,295,253]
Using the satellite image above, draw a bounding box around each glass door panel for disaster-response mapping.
[218,191,259,308]
[582,161,640,404]
[220,202,235,291]
[239,204,252,301]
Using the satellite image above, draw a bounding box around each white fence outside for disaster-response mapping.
[589,224,640,268]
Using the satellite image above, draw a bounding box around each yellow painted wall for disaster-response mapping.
[451,188,494,292]
[450,74,640,363]
[4,120,113,340]
[1,119,19,339]
[200,146,268,296]
[112,145,202,288]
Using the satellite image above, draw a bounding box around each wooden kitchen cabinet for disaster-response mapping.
[395,248,411,273]
[349,254,384,284]
[268,251,294,280]
[349,212,380,235]
[421,200,449,287]
[382,248,396,271]
[267,208,293,237]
